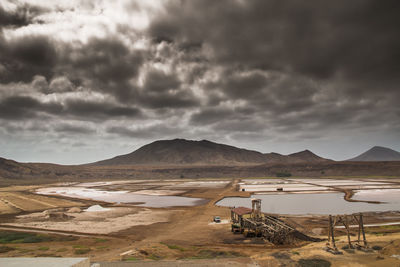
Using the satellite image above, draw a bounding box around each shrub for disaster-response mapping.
[276,172,292,177]
[298,258,331,267]
[147,254,163,261]
[160,242,185,252]
[0,246,15,253]
[124,257,139,261]
[0,231,52,244]
[74,248,91,255]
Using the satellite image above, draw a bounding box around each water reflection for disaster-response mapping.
[216,192,400,215]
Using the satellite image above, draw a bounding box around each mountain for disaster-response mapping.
[3,141,400,183]
[347,146,400,161]
[92,139,331,166]
[264,152,293,163]
[0,156,36,178]
[92,139,269,166]
[288,150,330,162]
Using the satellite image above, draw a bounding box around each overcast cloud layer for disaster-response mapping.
[0,0,399,164]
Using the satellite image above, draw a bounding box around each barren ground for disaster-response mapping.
[0,177,399,266]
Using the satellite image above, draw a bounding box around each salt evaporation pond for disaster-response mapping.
[36,187,206,208]
[352,189,400,203]
[216,192,400,215]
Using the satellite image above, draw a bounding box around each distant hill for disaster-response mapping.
[92,139,330,166]
[347,146,400,161]
[2,142,400,183]
[0,156,36,178]
[92,139,268,166]
[264,152,294,163]
[288,150,330,162]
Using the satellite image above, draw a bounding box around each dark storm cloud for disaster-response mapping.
[203,70,318,116]
[67,37,144,101]
[148,0,400,139]
[143,69,180,93]
[0,95,62,120]
[149,0,400,82]
[64,99,142,119]
[137,69,199,109]
[222,72,268,100]
[0,35,57,83]
[54,123,96,134]
[1,0,400,165]
[213,119,266,133]
[0,4,47,27]
[0,3,54,83]
[0,95,142,121]
[189,108,235,126]
[1,35,144,101]
[139,91,199,109]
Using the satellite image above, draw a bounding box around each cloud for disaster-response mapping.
[0,95,62,120]
[0,92,143,121]
[64,37,145,101]
[0,35,58,83]
[135,68,200,109]
[190,108,235,126]
[48,76,74,93]
[149,0,400,82]
[64,99,142,119]
[54,123,96,134]
[0,3,47,27]
[143,69,180,93]
[0,0,399,163]
[106,124,180,139]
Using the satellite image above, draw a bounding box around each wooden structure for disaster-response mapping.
[327,213,368,252]
[231,199,297,244]
[231,206,252,233]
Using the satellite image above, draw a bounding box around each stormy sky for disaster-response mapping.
[0,0,399,164]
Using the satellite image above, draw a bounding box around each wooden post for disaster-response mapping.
[328,215,337,250]
[355,215,361,244]
[344,216,353,248]
[359,213,367,247]
[327,217,331,246]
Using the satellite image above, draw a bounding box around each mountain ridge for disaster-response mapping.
[347,146,400,161]
[92,139,268,166]
[91,138,329,166]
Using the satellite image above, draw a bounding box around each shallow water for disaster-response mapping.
[75,180,134,187]
[353,189,400,203]
[216,192,400,215]
[237,178,394,192]
[239,184,328,192]
[288,179,391,186]
[36,187,206,208]
[164,181,230,189]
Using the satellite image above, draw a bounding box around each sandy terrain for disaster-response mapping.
[5,207,175,234]
[0,191,85,215]
[0,177,399,266]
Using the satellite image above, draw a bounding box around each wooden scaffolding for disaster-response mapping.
[327,213,368,252]
[231,199,297,244]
